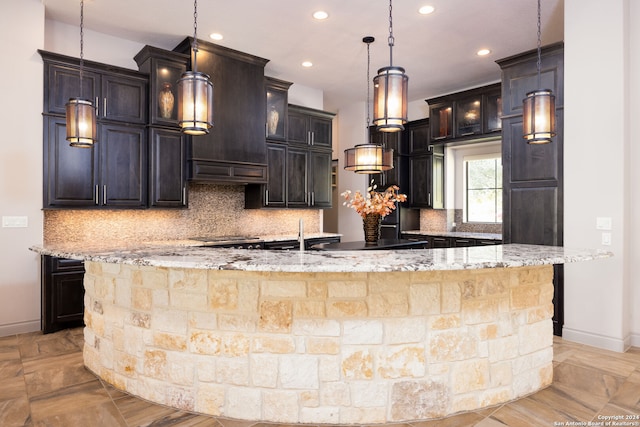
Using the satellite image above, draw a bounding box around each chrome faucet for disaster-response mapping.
[299,218,304,252]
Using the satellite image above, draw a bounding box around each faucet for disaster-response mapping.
[299,218,304,252]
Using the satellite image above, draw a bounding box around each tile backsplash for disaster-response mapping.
[419,209,502,234]
[44,184,321,245]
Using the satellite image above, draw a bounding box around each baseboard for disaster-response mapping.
[0,320,41,338]
[631,333,640,348]
[562,327,629,353]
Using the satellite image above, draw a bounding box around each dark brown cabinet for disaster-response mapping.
[174,38,269,184]
[427,83,501,143]
[265,77,292,142]
[409,145,444,209]
[401,233,502,248]
[149,128,187,207]
[497,42,564,336]
[41,256,85,334]
[407,118,431,154]
[43,117,147,208]
[288,105,333,148]
[368,126,407,190]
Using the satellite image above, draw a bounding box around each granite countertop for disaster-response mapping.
[403,230,503,240]
[30,242,612,273]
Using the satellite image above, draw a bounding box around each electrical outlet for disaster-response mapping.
[2,216,28,228]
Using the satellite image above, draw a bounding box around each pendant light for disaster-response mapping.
[345,37,394,174]
[65,0,97,148]
[177,0,214,135]
[373,0,408,133]
[522,0,556,144]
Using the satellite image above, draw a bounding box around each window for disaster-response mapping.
[464,155,502,223]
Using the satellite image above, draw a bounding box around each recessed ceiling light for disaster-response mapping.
[418,5,435,15]
[302,61,313,68]
[313,10,329,20]
[477,49,491,56]
[209,33,223,41]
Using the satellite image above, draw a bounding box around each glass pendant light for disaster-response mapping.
[373,0,408,133]
[345,36,394,174]
[522,0,556,144]
[177,0,214,135]
[65,0,97,148]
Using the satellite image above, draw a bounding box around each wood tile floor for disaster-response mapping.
[1,328,639,427]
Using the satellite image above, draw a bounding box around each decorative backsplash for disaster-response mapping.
[420,209,502,234]
[44,184,321,245]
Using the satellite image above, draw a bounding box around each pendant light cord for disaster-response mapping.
[366,40,371,128]
[79,0,84,99]
[536,0,542,88]
[387,0,395,67]
[192,0,199,73]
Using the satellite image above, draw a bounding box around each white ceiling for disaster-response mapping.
[42,0,564,112]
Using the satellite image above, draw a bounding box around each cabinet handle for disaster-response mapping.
[459,131,475,136]
[311,132,314,146]
[265,123,268,138]
[103,185,107,205]
[182,187,187,206]
[428,193,431,206]
[265,189,269,206]
[95,97,99,116]
[94,185,99,205]
[103,98,107,117]
[311,191,315,206]
[432,136,447,141]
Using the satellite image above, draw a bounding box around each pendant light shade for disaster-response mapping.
[523,89,555,144]
[522,0,555,144]
[344,144,394,174]
[66,98,97,148]
[66,0,97,148]
[373,0,408,132]
[373,66,408,132]
[177,70,213,135]
[344,36,395,174]
[177,0,213,135]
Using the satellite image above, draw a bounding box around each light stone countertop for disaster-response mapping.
[30,242,612,273]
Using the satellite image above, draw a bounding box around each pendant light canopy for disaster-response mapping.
[344,36,394,174]
[522,0,556,144]
[177,0,213,135]
[65,0,97,148]
[373,0,408,133]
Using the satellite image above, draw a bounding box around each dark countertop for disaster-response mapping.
[402,230,502,240]
[309,239,429,251]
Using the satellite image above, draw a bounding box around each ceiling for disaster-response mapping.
[42,0,564,113]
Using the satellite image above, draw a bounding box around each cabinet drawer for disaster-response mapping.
[51,257,85,272]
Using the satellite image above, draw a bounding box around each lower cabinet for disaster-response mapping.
[263,236,340,250]
[41,256,85,334]
[401,234,502,248]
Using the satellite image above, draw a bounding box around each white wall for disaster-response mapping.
[0,0,45,335]
[564,0,638,350]
[631,0,640,349]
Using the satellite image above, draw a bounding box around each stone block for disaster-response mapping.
[237,280,259,313]
[225,386,261,420]
[144,349,167,379]
[252,335,295,354]
[195,383,224,415]
[462,299,499,325]
[320,382,350,406]
[258,300,292,333]
[189,330,221,355]
[216,358,249,386]
[452,359,490,393]
[441,282,462,313]
[195,356,216,382]
[261,280,307,298]
[300,390,319,407]
[169,268,207,292]
[307,281,328,298]
[140,266,169,289]
[343,320,383,344]
[341,349,373,379]
[519,320,553,355]
[217,313,256,332]
[114,351,138,378]
[480,388,512,408]
[326,300,368,317]
[170,289,207,312]
[250,354,279,387]
[327,281,367,298]
[262,390,299,422]
[488,335,519,362]
[351,382,388,407]
[319,355,341,381]
[292,319,341,337]
[300,407,340,424]
[189,311,217,330]
[153,307,188,335]
[130,312,151,329]
[208,278,238,311]
[132,287,152,311]
[390,380,448,421]
[153,332,187,351]
[490,361,513,387]
[429,330,478,362]
[294,300,325,318]
[307,337,340,355]
[341,407,387,424]
[280,355,319,389]
[377,345,426,378]
[368,292,409,317]
[428,314,461,330]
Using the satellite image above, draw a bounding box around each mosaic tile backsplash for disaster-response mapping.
[420,209,502,234]
[44,184,321,245]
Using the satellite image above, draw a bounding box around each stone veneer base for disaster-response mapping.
[82,261,554,424]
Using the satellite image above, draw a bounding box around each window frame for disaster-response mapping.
[463,153,502,224]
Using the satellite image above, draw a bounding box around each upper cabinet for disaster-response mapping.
[41,51,147,124]
[265,77,292,142]
[173,38,269,184]
[427,83,502,143]
[288,105,333,148]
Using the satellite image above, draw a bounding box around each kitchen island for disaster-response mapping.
[31,243,610,424]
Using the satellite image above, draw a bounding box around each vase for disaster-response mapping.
[267,106,280,136]
[362,213,382,244]
[158,82,175,119]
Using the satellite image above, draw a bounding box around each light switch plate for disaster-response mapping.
[2,216,28,228]
[601,232,612,246]
[596,217,612,230]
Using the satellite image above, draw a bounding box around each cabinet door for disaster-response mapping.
[455,96,482,137]
[45,63,100,115]
[101,74,147,123]
[431,152,445,209]
[310,150,332,208]
[286,147,309,207]
[287,109,310,145]
[409,155,433,208]
[265,144,287,207]
[41,256,85,334]
[100,124,147,207]
[149,128,186,208]
[309,116,332,147]
[430,103,453,141]
[407,119,431,154]
[43,116,99,208]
